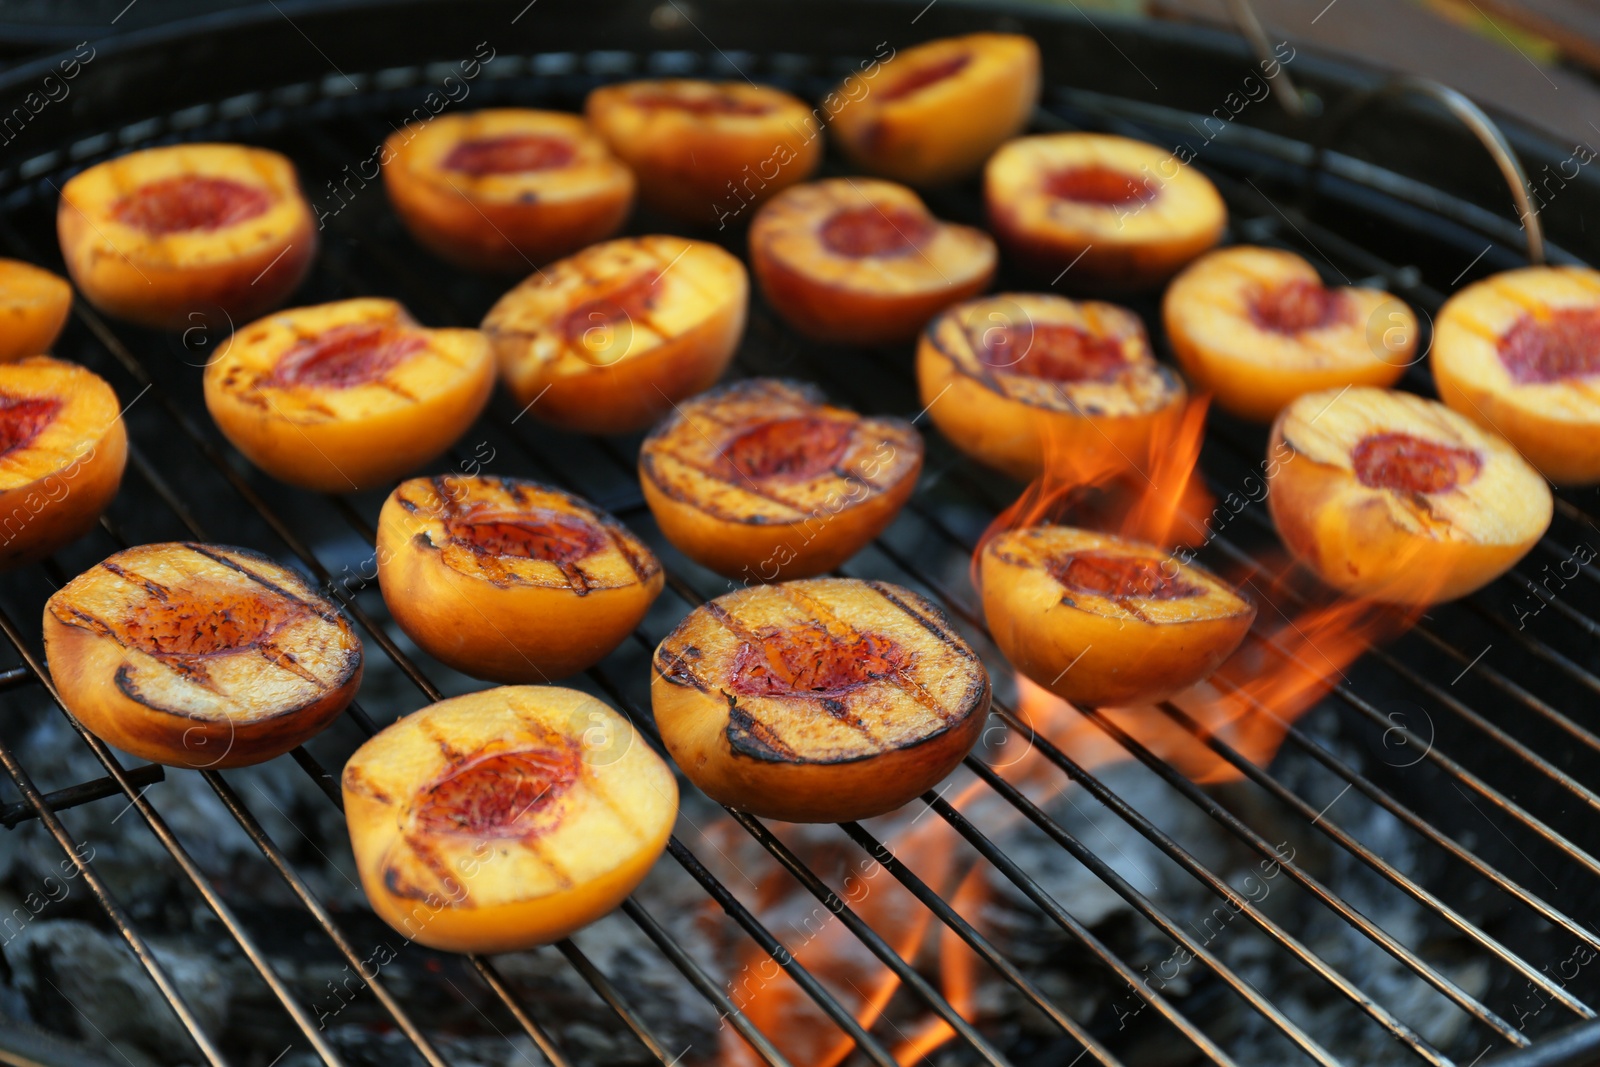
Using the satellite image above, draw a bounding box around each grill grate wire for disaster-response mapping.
[0,39,1597,1067]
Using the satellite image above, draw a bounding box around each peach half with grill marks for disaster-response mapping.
[0,357,127,569]
[985,133,1225,291]
[343,686,676,953]
[57,143,315,330]
[639,379,923,582]
[1268,387,1551,605]
[829,33,1040,187]
[0,260,72,362]
[917,293,1186,482]
[585,80,821,225]
[43,542,362,768]
[203,298,495,493]
[749,178,996,345]
[378,476,663,682]
[383,109,635,273]
[980,526,1254,708]
[482,235,747,434]
[1433,265,1600,485]
[1165,247,1414,422]
[651,577,989,823]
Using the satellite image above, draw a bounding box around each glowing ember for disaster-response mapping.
[443,134,575,175]
[1497,306,1600,384]
[1352,432,1481,495]
[271,324,427,388]
[819,206,935,258]
[1250,280,1345,334]
[725,417,854,481]
[112,176,272,234]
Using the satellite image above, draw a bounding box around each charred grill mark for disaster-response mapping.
[723,689,804,764]
[672,452,813,514]
[866,580,976,661]
[401,831,475,907]
[182,544,334,622]
[654,647,708,691]
[343,764,394,804]
[99,561,171,603]
[57,604,117,640]
[601,524,660,583]
[559,562,592,596]
[419,719,468,764]
[257,641,326,687]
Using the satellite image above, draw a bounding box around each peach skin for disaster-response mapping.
[1268,387,1551,605]
[830,33,1039,186]
[749,178,995,345]
[917,292,1186,482]
[0,260,72,361]
[986,133,1225,291]
[377,475,663,682]
[1433,265,1600,484]
[44,542,362,768]
[57,143,315,330]
[652,576,989,823]
[0,356,127,569]
[343,685,676,953]
[639,378,923,582]
[1165,246,1415,422]
[482,235,746,434]
[383,108,635,272]
[203,298,494,493]
[586,79,821,225]
[980,525,1254,708]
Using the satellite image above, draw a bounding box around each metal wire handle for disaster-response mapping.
[1305,74,1546,265]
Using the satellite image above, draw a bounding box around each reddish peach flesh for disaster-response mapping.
[1250,280,1346,334]
[730,624,908,698]
[1047,554,1203,600]
[442,134,576,176]
[445,512,604,565]
[270,324,427,389]
[413,746,582,836]
[627,90,776,116]
[111,176,271,235]
[725,417,853,481]
[113,578,302,655]
[1498,307,1600,384]
[978,322,1126,381]
[818,206,935,258]
[559,274,662,344]
[1043,165,1152,207]
[1351,432,1482,494]
[0,395,61,457]
[879,53,973,102]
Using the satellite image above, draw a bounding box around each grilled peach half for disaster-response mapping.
[482,235,746,434]
[204,298,494,493]
[44,542,362,768]
[1433,265,1600,484]
[917,293,1186,482]
[343,686,676,953]
[980,526,1253,708]
[986,134,1225,291]
[749,178,996,345]
[585,80,821,225]
[0,357,127,569]
[0,260,72,361]
[383,109,635,273]
[831,33,1040,186]
[57,143,315,330]
[1165,247,1414,422]
[1268,387,1551,605]
[378,476,663,682]
[639,379,922,582]
[652,577,989,823]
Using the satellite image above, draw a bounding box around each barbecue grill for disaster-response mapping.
[2,2,1600,1065]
